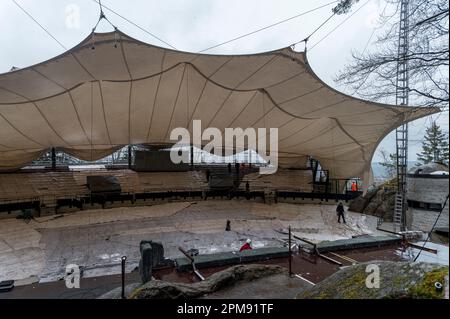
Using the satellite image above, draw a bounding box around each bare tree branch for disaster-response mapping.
[335,0,449,109]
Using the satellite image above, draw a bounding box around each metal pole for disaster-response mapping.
[178,247,205,281]
[288,225,292,277]
[51,147,56,170]
[121,256,127,299]
[127,145,132,169]
[190,145,194,169]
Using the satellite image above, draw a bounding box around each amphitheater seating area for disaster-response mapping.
[0,168,313,205]
[72,169,140,194]
[137,171,207,192]
[0,172,87,205]
[244,169,313,192]
[0,169,208,205]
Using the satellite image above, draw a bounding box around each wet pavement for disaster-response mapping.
[201,274,308,299]
[1,242,448,299]
[0,270,141,299]
[1,200,383,283]
[1,200,448,299]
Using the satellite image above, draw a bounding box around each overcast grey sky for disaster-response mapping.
[0,0,448,162]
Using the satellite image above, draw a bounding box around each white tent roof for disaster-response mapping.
[0,30,438,184]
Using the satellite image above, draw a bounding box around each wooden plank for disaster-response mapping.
[407,242,438,254]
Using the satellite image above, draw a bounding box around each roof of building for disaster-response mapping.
[0,30,439,185]
[408,163,449,175]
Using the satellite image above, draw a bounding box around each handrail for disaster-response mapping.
[1,183,361,208]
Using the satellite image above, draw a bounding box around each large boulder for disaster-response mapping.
[348,187,378,212]
[297,261,448,299]
[349,186,395,221]
[128,264,284,299]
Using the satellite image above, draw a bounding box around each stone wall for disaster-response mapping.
[409,207,449,232]
[407,176,448,204]
[407,175,449,232]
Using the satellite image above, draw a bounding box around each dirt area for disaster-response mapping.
[0,200,385,283]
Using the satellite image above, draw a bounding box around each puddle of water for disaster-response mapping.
[340,244,406,263]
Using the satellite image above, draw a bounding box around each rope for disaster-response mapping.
[92,0,117,32]
[292,12,336,51]
[11,0,67,50]
[91,0,177,49]
[198,1,340,53]
[413,194,448,262]
[309,0,371,51]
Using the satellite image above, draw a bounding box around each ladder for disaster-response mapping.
[393,193,404,232]
[394,0,410,232]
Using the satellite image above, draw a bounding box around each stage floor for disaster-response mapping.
[0,200,383,283]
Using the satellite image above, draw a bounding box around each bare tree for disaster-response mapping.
[379,148,398,178]
[335,0,449,108]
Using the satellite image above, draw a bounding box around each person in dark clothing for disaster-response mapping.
[225,220,231,231]
[227,162,232,173]
[336,202,346,224]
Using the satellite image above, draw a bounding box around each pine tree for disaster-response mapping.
[417,121,449,165]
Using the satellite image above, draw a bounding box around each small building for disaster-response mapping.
[406,163,449,233]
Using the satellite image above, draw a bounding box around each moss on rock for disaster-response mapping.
[408,267,448,299]
[297,261,448,299]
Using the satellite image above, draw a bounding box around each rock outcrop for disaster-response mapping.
[297,261,448,299]
[128,264,284,299]
[349,186,396,221]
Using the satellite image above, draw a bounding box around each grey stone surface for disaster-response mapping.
[410,208,449,232]
[445,275,449,299]
[408,163,448,175]
[1,200,384,283]
[406,175,449,232]
[407,176,449,205]
[202,273,308,299]
[35,201,284,282]
[297,260,448,299]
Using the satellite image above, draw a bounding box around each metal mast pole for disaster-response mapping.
[394,0,410,232]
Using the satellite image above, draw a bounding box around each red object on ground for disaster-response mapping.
[239,243,252,252]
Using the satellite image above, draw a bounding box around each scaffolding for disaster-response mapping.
[394,0,410,232]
